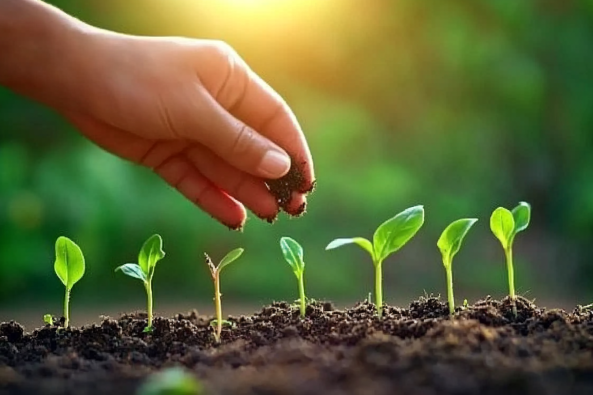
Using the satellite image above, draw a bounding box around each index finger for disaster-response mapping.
[215,57,316,197]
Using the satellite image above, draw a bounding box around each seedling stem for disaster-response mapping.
[204,248,244,343]
[374,260,383,316]
[504,246,516,316]
[298,273,306,317]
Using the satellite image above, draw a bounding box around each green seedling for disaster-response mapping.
[280,237,307,318]
[54,236,85,328]
[326,205,425,317]
[490,201,531,317]
[115,234,165,332]
[205,248,244,343]
[437,218,478,316]
[43,314,54,326]
[137,367,204,395]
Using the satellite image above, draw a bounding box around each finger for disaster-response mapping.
[185,145,280,222]
[63,112,247,229]
[152,154,247,229]
[208,57,316,195]
[171,83,292,180]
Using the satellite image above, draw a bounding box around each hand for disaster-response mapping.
[56,30,316,229]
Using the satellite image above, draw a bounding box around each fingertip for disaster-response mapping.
[257,148,291,179]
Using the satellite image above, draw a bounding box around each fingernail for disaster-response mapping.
[259,150,290,178]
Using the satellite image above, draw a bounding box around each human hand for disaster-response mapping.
[62,31,316,229]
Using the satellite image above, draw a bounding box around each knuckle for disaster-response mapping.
[230,123,257,156]
[209,40,236,62]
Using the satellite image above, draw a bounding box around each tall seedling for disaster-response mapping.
[280,237,307,318]
[490,202,531,317]
[205,248,244,343]
[115,234,166,332]
[54,236,85,328]
[326,205,425,317]
[437,218,478,315]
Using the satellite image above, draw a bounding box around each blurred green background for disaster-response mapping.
[2,0,593,327]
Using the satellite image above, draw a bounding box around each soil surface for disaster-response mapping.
[1,295,593,395]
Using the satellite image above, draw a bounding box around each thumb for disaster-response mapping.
[179,85,291,179]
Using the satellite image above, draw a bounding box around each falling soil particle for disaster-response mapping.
[266,157,314,214]
[1,295,593,395]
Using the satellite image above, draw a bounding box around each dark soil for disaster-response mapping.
[266,157,314,217]
[1,295,593,395]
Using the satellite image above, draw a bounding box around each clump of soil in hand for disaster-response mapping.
[266,156,315,216]
[1,295,593,395]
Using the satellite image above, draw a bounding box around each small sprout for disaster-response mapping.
[137,367,204,395]
[463,299,469,309]
[115,234,165,332]
[326,205,425,317]
[54,236,86,328]
[279,237,307,318]
[437,218,478,316]
[490,201,531,317]
[43,314,54,326]
[205,248,244,343]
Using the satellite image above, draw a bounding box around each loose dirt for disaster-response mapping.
[1,296,592,395]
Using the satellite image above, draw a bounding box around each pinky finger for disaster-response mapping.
[154,154,247,229]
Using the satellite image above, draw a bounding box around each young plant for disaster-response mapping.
[205,248,244,343]
[54,236,85,328]
[437,218,478,316]
[43,314,54,326]
[280,237,307,318]
[115,234,165,332]
[137,367,204,395]
[326,205,425,317]
[490,201,531,316]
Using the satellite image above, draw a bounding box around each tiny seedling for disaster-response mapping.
[326,205,425,317]
[43,314,54,326]
[54,236,85,328]
[280,237,307,318]
[490,201,531,317]
[137,367,204,395]
[115,234,165,332]
[205,248,244,343]
[437,218,478,316]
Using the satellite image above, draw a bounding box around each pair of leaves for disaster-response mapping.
[54,236,85,290]
[326,205,425,264]
[437,218,478,269]
[280,237,305,277]
[116,234,165,283]
[206,248,244,277]
[490,202,531,249]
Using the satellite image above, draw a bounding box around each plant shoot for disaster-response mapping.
[280,237,307,317]
[326,205,425,317]
[54,236,85,328]
[490,201,531,316]
[115,234,166,332]
[437,218,478,315]
[137,367,204,395]
[205,248,244,343]
[43,314,54,326]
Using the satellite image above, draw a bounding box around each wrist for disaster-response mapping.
[0,0,97,110]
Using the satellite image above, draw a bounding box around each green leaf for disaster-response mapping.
[138,234,165,277]
[490,207,515,249]
[325,237,374,259]
[373,205,425,262]
[437,218,478,268]
[218,247,244,272]
[512,201,531,235]
[280,237,305,275]
[43,314,53,326]
[137,367,204,395]
[115,263,147,282]
[54,236,85,290]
